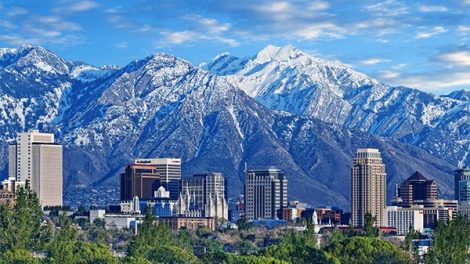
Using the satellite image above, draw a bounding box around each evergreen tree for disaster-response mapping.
[0,186,43,252]
[425,216,470,263]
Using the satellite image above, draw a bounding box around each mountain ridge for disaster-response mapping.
[0,45,464,208]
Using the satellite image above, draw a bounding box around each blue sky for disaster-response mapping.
[0,0,469,94]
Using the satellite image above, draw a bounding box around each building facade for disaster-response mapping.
[135,158,181,200]
[398,171,437,207]
[387,206,424,236]
[157,216,216,231]
[9,130,62,207]
[180,172,228,220]
[244,167,288,220]
[455,168,470,200]
[351,148,387,227]
[120,164,161,201]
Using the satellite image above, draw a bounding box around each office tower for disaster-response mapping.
[398,171,437,207]
[135,158,181,200]
[9,130,63,207]
[455,168,470,201]
[120,164,161,201]
[351,148,387,227]
[180,172,228,220]
[244,167,288,220]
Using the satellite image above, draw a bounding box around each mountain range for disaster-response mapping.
[0,45,467,209]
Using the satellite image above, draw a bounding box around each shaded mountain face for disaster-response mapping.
[0,45,460,209]
[207,45,469,168]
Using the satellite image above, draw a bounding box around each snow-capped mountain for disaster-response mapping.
[0,45,462,208]
[207,45,469,167]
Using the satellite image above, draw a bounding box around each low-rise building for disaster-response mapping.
[0,188,16,205]
[89,209,106,223]
[104,214,142,230]
[157,216,216,231]
[387,206,424,235]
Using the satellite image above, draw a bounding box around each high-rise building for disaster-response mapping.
[135,158,181,200]
[398,171,437,207]
[120,164,161,201]
[455,168,470,201]
[244,167,287,220]
[351,148,387,227]
[8,130,63,207]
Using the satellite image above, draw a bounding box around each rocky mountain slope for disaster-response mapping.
[207,45,469,168]
[0,45,463,208]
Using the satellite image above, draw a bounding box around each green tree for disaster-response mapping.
[236,217,252,231]
[261,230,339,264]
[326,236,412,264]
[364,213,378,237]
[46,215,78,264]
[0,186,43,252]
[425,216,470,264]
[0,248,39,264]
[75,242,118,264]
[202,252,288,264]
[127,210,198,262]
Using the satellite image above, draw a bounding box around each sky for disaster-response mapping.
[0,0,469,94]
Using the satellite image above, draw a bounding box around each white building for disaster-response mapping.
[104,214,141,230]
[9,130,63,207]
[387,206,424,236]
[89,209,106,223]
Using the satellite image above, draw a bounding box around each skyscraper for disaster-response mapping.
[120,163,161,201]
[455,168,470,201]
[244,167,287,220]
[134,158,181,200]
[351,148,387,227]
[9,130,63,207]
[398,171,437,207]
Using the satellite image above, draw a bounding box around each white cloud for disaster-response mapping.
[418,5,448,12]
[364,0,409,17]
[458,26,470,32]
[53,0,98,13]
[415,26,447,39]
[115,42,128,49]
[6,7,28,17]
[380,70,400,79]
[361,57,387,65]
[436,49,470,67]
[399,71,470,90]
[163,31,198,45]
[0,34,41,45]
[184,15,231,33]
[308,1,330,11]
[292,23,345,40]
[392,63,407,70]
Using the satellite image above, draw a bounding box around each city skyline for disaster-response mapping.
[0,0,469,94]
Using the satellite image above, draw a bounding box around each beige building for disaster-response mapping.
[181,172,228,221]
[352,148,387,227]
[157,216,216,231]
[244,167,287,220]
[9,130,63,207]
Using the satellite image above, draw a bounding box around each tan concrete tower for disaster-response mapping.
[351,148,387,227]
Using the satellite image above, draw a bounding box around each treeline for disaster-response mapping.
[0,188,469,263]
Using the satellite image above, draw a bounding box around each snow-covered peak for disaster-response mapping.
[444,89,470,101]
